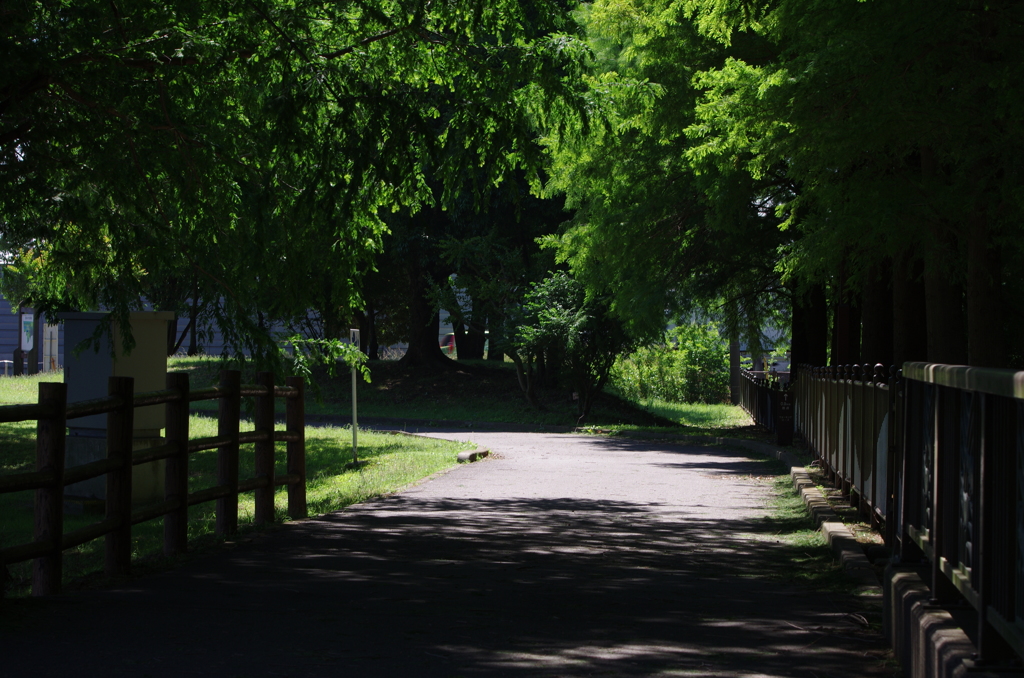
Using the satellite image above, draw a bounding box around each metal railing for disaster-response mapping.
[738,369,793,445]
[897,362,1024,663]
[792,364,898,532]
[791,361,1024,663]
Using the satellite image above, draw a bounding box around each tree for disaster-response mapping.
[508,272,637,419]
[542,0,791,357]
[544,0,1024,370]
[685,0,1024,368]
[1,0,589,363]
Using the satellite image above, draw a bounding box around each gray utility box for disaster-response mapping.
[60,312,174,504]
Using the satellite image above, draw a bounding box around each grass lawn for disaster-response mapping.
[0,371,471,597]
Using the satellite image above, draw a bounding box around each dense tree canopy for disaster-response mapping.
[1,0,587,360]
[544,0,1024,369]
[5,0,1023,375]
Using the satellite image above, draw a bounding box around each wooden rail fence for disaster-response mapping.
[0,370,306,596]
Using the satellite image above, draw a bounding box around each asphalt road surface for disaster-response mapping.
[1,430,894,677]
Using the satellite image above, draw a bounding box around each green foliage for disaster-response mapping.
[610,322,729,404]
[286,335,371,384]
[1,0,590,360]
[542,0,1024,367]
[508,271,636,417]
[542,0,789,346]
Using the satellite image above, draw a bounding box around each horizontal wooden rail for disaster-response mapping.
[63,458,121,486]
[237,476,270,492]
[188,485,232,506]
[0,402,52,423]
[239,385,270,397]
[0,539,52,565]
[276,472,301,486]
[65,395,124,420]
[62,518,121,552]
[189,386,225,402]
[0,469,57,493]
[130,442,177,466]
[132,389,181,407]
[188,434,234,454]
[131,498,182,526]
[238,430,271,445]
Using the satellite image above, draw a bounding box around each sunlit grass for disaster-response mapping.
[638,400,751,429]
[0,370,64,404]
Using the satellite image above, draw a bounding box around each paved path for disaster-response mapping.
[2,431,892,677]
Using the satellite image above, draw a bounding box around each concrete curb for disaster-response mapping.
[456,449,490,463]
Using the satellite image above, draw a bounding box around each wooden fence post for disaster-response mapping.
[164,372,190,556]
[254,371,275,525]
[105,376,134,576]
[286,376,306,519]
[33,382,67,596]
[216,370,241,536]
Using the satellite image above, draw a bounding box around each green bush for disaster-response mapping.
[610,323,729,404]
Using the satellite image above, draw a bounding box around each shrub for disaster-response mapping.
[610,323,729,404]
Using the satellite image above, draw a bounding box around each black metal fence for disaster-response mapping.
[791,364,898,533]
[897,362,1024,662]
[785,361,1024,663]
[738,369,793,445]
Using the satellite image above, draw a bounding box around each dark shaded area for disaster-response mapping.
[3,437,892,677]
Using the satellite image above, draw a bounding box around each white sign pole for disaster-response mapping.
[350,328,360,465]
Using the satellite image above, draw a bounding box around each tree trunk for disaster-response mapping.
[923,238,967,365]
[729,337,740,404]
[457,312,486,360]
[187,278,200,355]
[355,305,379,361]
[486,310,505,362]
[791,282,828,368]
[398,266,452,368]
[967,212,1007,368]
[860,261,894,367]
[892,252,928,367]
[166,313,178,356]
[827,292,860,366]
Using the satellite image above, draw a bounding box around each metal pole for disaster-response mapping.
[350,328,360,465]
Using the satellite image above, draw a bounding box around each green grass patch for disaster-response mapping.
[753,475,850,592]
[0,371,64,405]
[638,400,751,430]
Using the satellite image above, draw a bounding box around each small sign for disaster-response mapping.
[350,328,360,346]
[20,313,34,352]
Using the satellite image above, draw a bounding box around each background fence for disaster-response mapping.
[0,370,305,596]
[738,369,794,445]
[760,361,1024,664]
